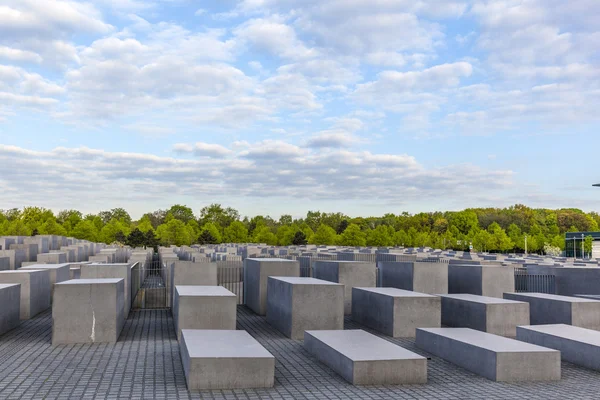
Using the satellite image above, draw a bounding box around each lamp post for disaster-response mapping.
[524,234,528,255]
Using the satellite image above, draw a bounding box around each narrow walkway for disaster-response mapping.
[0,307,599,399]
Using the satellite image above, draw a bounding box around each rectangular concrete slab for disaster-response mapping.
[352,287,440,337]
[266,277,344,340]
[313,261,376,314]
[416,327,560,382]
[0,270,51,319]
[180,329,275,390]
[440,293,530,337]
[304,330,427,385]
[504,292,600,330]
[378,261,448,295]
[80,264,132,318]
[245,258,300,315]
[0,284,20,336]
[172,285,237,341]
[20,264,70,303]
[517,324,600,371]
[52,278,125,345]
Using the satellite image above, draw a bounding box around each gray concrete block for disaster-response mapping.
[180,329,274,390]
[80,263,132,319]
[170,261,218,307]
[416,328,560,382]
[0,257,9,271]
[245,258,300,316]
[440,294,530,337]
[304,330,427,385]
[517,324,600,371]
[504,292,600,330]
[0,249,27,270]
[173,286,236,341]
[266,277,344,340]
[352,287,440,338]
[449,265,514,298]
[379,261,448,295]
[20,264,70,303]
[554,267,600,296]
[313,261,376,314]
[52,278,125,345]
[0,284,20,336]
[0,270,50,319]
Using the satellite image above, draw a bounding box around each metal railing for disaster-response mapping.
[217,261,244,304]
[514,268,556,294]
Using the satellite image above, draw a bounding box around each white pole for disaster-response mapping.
[524,235,527,255]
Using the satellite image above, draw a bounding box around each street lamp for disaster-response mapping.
[524,234,528,255]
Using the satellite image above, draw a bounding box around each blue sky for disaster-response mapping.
[0,0,599,219]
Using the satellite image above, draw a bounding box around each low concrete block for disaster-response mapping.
[0,284,20,336]
[304,330,427,385]
[36,252,67,265]
[440,294,530,337]
[378,261,448,295]
[266,277,344,340]
[180,330,275,390]
[352,287,440,337]
[173,286,236,341]
[504,292,600,330]
[170,261,218,307]
[416,328,560,382]
[245,258,300,315]
[20,264,70,302]
[449,265,514,298]
[52,279,125,345]
[517,324,600,371]
[313,261,376,314]
[0,270,50,319]
[80,263,132,319]
[554,267,600,296]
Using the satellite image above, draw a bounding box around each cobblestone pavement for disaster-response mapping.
[1,306,599,399]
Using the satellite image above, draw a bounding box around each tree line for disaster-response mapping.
[0,204,597,254]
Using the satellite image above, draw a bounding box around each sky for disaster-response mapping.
[0,0,599,220]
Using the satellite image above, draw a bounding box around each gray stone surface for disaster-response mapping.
[0,256,9,271]
[504,292,600,330]
[3,306,600,399]
[0,249,26,270]
[440,294,530,337]
[170,261,218,307]
[180,329,274,390]
[52,279,125,345]
[449,265,514,298]
[80,263,132,318]
[20,264,70,302]
[304,329,427,385]
[517,324,600,371]
[173,286,236,341]
[0,284,20,336]
[0,270,50,319]
[378,261,448,294]
[416,327,561,382]
[313,261,376,314]
[554,267,600,296]
[245,258,300,315]
[266,277,344,340]
[351,287,440,337]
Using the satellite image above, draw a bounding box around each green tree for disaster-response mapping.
[224,221,248,243]
[71,220,99,242]
[137,216,154,233]
[276,225,296,246]
[39,218,68,236]
[339,224,367,246]
[309,224,337,245]
[168,204,195,223]
[291,231,308,245]
[393,229,410,247]
[449,210,479,235]
[584,236,594,258]
[199,204,240,232]
[6,219,31,236]
[156,219,191,246]
[126,228,146,248]
[99,219,130,244]
[198,230,218,245]
[488,223,513,252]
[200,222,222,244]
[366,225,393,246]
[252,226,277,245]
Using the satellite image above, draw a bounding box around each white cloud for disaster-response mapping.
[0,143,514,210]
[0,46,42,63]
[173,142,233,157]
